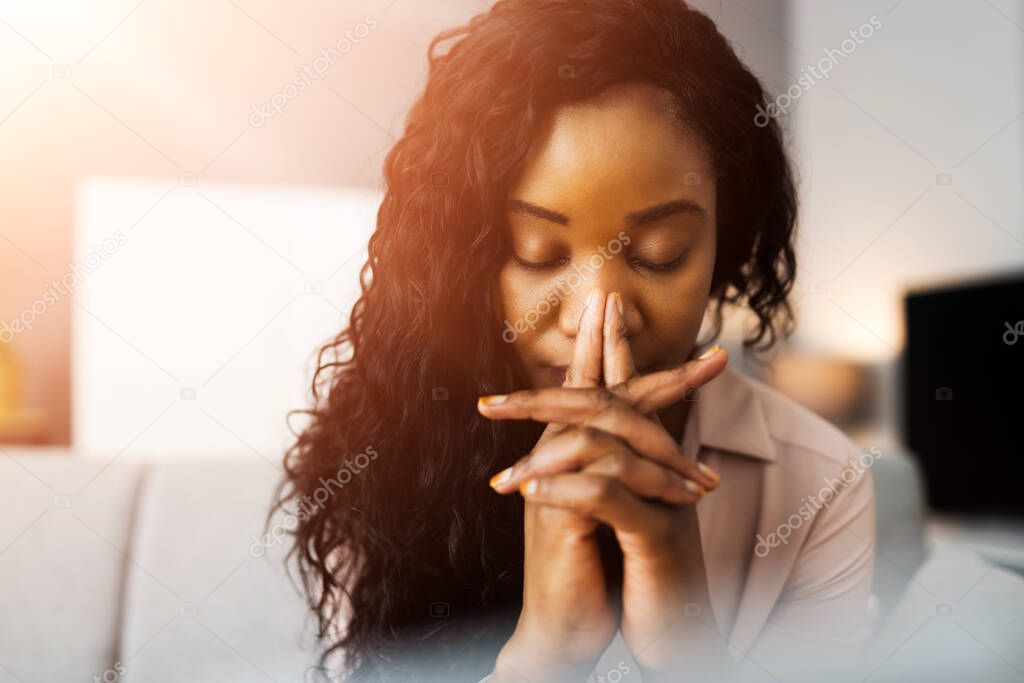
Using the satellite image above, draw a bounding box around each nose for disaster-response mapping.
[557,270,640,339]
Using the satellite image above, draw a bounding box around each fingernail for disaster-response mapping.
[489,467,513,489]
[684,480,706,496]
[614,292,624,316]
[519,479,538,495]
[479,394,507,406]
[698,344,722,360]
[697,462,720,482]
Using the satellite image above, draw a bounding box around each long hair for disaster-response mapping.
[276,0,797,680]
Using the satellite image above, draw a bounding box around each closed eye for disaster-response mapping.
[630,253,686,272]
[512,253,569,271]
[511,252,685,272]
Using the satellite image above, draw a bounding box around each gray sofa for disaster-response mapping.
[0,446,1016,682]
[0,451,315,683]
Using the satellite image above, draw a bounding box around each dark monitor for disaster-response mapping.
[902,271,1024,517]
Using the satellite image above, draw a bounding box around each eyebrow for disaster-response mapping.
[507,198,707,228]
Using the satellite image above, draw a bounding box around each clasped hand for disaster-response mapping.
[480,288,728,682]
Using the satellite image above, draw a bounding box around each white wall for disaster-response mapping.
[787,0,1024,361]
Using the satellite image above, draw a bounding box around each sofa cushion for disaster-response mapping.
[0,450,143,683]
[119,457,317,682]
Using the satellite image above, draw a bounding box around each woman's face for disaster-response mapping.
[498,82,718,389]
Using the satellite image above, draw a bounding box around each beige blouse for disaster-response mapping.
[691,365,875,635]
[581,364,878,681]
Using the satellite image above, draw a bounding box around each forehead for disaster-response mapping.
[510,83,714,211]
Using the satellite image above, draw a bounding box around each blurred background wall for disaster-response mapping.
[783,0,1024,443]
[1,0,457,444]
[0,0,1021,446]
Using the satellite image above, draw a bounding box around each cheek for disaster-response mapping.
[645,284,705,337]
[643,252,715,354]
[497,264,561,349]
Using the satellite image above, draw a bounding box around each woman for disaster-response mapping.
[278,1,876,681]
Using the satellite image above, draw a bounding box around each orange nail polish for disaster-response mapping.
[698,344,722,361]
[479,394,508,406]
[489,467,512,489]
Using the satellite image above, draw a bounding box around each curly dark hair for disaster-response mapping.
[276,0,797,680]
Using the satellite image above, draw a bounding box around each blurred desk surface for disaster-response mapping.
[928,514,1024,577]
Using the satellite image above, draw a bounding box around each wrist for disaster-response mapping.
[634,624,739,683]
[493,627,596,683]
